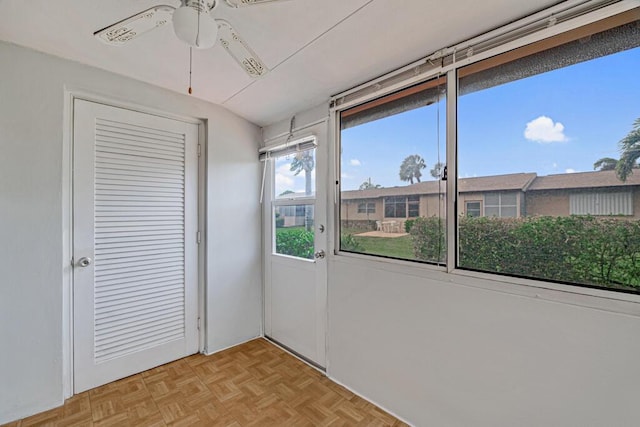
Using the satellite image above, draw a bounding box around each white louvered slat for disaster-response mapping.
[96,278,184,298]
[95,329,185,362]
[96,157,184,172]
[95,315,185,347]
[95,305,184,331]
[93,117,187,364]
[97,119,185,143]
[95,266,184,284]
[96,129,185,147]
[96,134,185,152]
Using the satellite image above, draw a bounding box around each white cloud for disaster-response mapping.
[524,116,568,143]
[341,172,353,179]
[275,165,295,190]
[350,159,361,166]
[565,168,576,174]
[552,162,558,168]
[275,173,294,188]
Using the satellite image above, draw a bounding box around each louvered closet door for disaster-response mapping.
[73,100,199,393]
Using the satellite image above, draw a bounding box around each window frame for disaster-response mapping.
[269,143,318,261]
[465,201,482,218]
[332,4,640,303]
[357,201,376,214]
[483,192,518,218]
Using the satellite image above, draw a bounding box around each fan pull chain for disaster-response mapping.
[188,47,193,95]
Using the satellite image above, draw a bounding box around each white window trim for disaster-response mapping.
[484,193,518,218]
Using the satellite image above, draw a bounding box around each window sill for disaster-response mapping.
[332,250,640,317]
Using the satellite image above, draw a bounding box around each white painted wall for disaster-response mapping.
[0,41,262,424]
[265,103,640,426]
[327,257,640,426]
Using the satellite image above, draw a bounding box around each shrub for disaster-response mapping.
[409,216,446,263]
[456,215,640,291]
[404,219,415,233]
[341,233,363,252]
[275,227,314,259]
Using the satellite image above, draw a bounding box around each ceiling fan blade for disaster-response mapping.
[94,5,175,46]
[216,20,269,78]
[224,0,291,7]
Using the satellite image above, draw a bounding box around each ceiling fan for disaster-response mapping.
[94,0,289,79]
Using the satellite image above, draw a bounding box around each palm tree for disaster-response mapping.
[399,154,426,184]
[290,150,315,195]
[359,178,381,190]
[616,118,640,181]
[593,157,618,171]
[430,161,445,179]
[290,150,315,230]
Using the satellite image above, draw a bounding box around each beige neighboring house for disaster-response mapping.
[341,170,640,230]
[526,170,640,217]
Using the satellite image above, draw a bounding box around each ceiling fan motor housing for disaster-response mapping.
[173,0,218,49]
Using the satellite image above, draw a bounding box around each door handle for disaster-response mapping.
[77,257,92,267]
[314,250,325,259]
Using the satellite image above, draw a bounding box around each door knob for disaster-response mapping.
[314,250,325,259]
[77,257,92,267]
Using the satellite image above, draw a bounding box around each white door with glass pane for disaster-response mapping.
[263,129,327,367]
[73,99,199,392]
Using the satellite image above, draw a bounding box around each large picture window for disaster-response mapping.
[337,9,640,294]
[457,13,640,292]
[339,77,446,264]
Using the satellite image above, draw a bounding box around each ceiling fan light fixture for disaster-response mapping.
[173,0,218,49]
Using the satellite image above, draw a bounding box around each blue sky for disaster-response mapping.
[340,46,639,191]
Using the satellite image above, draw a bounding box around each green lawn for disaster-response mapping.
[276,225,416,260]
[350,234,415,260]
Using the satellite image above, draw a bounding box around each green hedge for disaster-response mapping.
[410,215,640,291]
[275,227,314,259]
[409,216,446,263]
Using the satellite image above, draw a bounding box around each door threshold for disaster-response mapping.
[263,336,326,373]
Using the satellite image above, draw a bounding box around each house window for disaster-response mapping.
[384,196,406,218]
[465,201,481,217]
[383,196,420,218]
[357,202,376,214]
[408,195,420,217]
[484,193,517,218]
[570,192,633,216]
[339,76,446,264]
[457,13,640,292]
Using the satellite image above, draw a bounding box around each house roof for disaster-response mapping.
[459,173,537,193]
[527,169,640,191]
[342,173,537,200]
[342,170,640,200]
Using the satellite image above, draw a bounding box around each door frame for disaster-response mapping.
[62,89,207,398]
[262,121,329,368]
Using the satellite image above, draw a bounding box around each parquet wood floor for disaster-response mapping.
[3,338,407,427]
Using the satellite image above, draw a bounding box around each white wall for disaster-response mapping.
[0,41,262,424]
[327,257,640,426]
[264,103,640,426]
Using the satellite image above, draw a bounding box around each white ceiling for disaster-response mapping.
[0,0,561,127]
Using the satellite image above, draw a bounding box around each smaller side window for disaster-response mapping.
[484,193,517,218]
[408,195,420,217]
[465,201,481,217]
[358,201,376,214]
